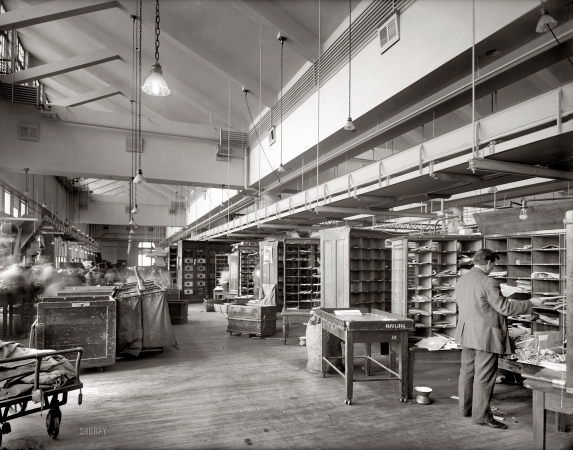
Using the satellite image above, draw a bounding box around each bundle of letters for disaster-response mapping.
[531,271,559,279]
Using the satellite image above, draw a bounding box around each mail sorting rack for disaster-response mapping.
[178,240,232,302]
[237,244,259,296]
[485,231,566,332]
[208,250,231,295]
[391,236,482,338]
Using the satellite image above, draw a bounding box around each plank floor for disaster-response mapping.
[3,304,573,450]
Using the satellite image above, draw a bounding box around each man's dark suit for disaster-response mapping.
[454,267,532,423]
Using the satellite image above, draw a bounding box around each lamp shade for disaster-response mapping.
[131,204,139,214]
[142,63,170,96]
[277,164,286,173]
[133,169,146,184]
[536,9,558,33]
[344,117,356,131]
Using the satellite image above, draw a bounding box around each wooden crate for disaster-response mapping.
[226,304,276,337]
[33,298,116,369]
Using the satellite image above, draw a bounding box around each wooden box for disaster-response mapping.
[167,300,188,324]
[203,298,225,312]
[34,298,116,369]
[226,305,277,337]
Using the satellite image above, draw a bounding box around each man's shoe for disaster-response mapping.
[462,413,471,417]
[480,420,507,429]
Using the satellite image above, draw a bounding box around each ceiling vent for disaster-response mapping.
[125,137,144,152]
[377,12,399,55]
[18,123,39,141]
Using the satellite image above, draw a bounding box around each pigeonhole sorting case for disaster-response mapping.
[32,297,116,369]
[226,304,277,337]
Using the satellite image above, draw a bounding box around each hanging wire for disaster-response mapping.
[348,0,352,120]
[316,0,321,212]
[471,0,476,158]
[243,93,281,183]
[228,79,231,228]
[280,35,284,170]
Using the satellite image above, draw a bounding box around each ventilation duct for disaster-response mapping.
[18,123,39,141]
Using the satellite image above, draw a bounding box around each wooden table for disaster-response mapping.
[281,310,311,345]
[523,376,573,450]
[315,308,414,405]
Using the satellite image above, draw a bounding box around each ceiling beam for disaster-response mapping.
[316,206,436,219]
[257,224,320,231]
[48,85,121,107]
[228,0,320,63]
[431,172,482,184]
[468,159,573,182]
[0,48,120,85]
[0,0,118,31]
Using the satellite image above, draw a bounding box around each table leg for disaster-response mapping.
[345,330,354,405]
[2,305,6,338]
[8,304,13,337]
[283,319,288,345]
[365,343,371,376]
[408,348,415,400]
[397,333,408,402]
[556,412,567,432]
[532,389,546,450]
[321,326,328,378]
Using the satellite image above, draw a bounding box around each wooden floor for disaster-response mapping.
[4,304,573,450]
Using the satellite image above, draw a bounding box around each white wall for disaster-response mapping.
[248,0,539,183]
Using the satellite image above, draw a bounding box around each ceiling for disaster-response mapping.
[4,0,354,130]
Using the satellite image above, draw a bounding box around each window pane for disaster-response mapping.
[4,191,10,214]
[13,206,19,217]
[20,200,26,217]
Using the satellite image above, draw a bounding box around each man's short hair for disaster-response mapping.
[473,248,499,265]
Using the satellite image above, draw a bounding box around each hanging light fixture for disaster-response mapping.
[129,229,135,235]
[536,8,558,33]
[24,168,30,196]
[277,34,286,173]
[519,198,528,220]
[133,168,146,184]
[142,0,170,96]
[535,8,573,69]
[129,217,135,226]
[132,204,139,214]
[344,0,355,132]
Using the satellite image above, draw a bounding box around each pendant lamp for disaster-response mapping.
[277,34,287,173]
[129,217,135,226]
[142,0,170,96]
[536,8,558,33]
[24,168,30,196]
[132,204,139,214]
[344,0,355,132]
[133,169,146,184]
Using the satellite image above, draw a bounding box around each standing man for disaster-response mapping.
[455,248,542,429]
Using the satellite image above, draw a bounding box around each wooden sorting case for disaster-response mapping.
[226,304,277,337]
[33,296,116,369]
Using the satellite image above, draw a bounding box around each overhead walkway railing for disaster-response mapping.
[191,81,573,241]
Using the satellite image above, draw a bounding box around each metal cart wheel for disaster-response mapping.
[46,408,61,438]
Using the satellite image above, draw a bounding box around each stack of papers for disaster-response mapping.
[432,293,455,302]
[409,294,431,302]
[542,245,559,249]
[531,272,559,279]
[489,271,507,278]
[435,269,457,277]
[458,256,473,265]
[433,307,453,314]
[334,310,362,316]
[409,308,431,316]
[412,246,432,252]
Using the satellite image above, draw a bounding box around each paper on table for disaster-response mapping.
[334,310,362,316]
